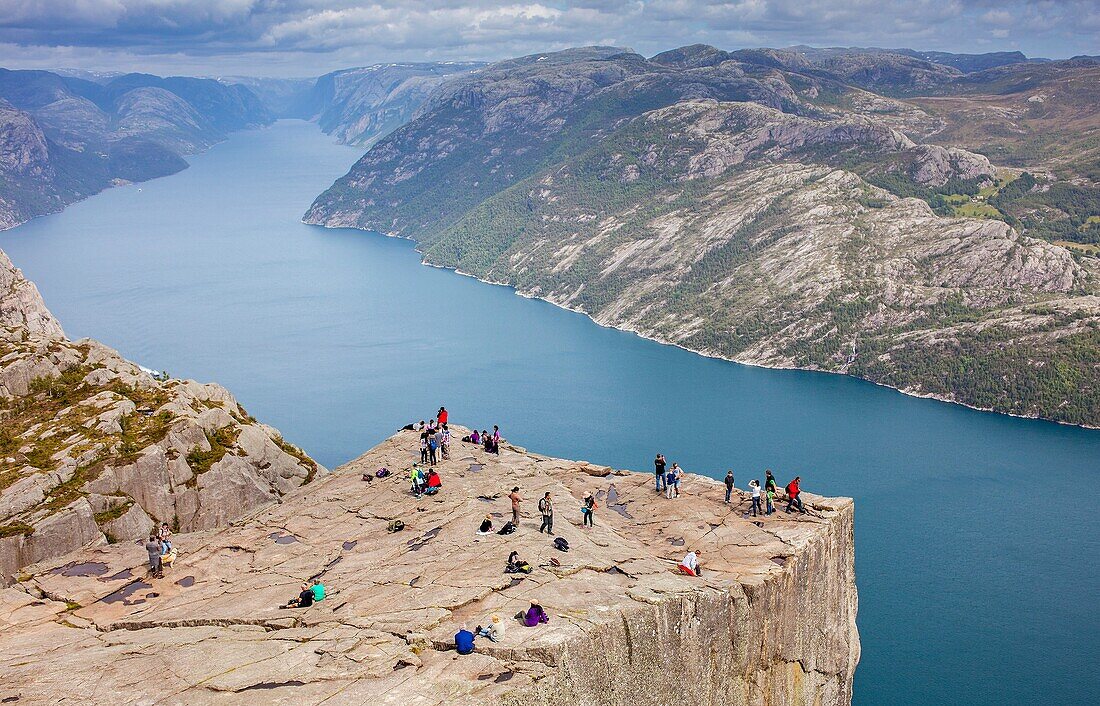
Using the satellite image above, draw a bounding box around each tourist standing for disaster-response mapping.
[765,485,776,515]
[582,492,596,527]
[428,430,439,466]
[785,476,806,514]
[509,486,522,526]
[654,453,667,492]
[765,470,777,495]
[438,406,448,427]
[440,425,451,459]
[538,492,554,535]
[145,534,163,578]
[748,479,762,517]
[723,470,735,503]
[420,430,429,463]
[666,463,682,499]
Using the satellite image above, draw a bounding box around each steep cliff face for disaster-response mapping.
[0,428,858,705]
[0,249,321,583]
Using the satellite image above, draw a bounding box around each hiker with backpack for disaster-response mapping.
[724,470,735,503]
[410,465,424,496]
[538,492,554,534]
[785,476,806,514]
[654,453,667,492]
[509,486,522,526]
[428,430,440,466]
[582,492,596,527]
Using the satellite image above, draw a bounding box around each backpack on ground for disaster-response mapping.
[497,521,516,535]
[553,537,569,552]
[376,467,390,478]
[387,519,404,532]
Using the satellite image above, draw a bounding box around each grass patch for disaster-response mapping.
[93,498,134,525]
[953,202,1005,219]
[273,435,320,484]
[185,426,240,482]
[0,522,34,538]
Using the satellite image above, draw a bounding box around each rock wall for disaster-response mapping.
[0,247,323,583]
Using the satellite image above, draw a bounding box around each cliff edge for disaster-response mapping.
[0,248,322,582]
[1,428,859,705]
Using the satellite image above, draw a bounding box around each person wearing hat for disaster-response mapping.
[477,614,505,642]
[519,599,549,627]
[509,486,522,526]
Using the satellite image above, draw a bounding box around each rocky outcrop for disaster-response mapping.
[1,428,858,705]
[0,248,322,582]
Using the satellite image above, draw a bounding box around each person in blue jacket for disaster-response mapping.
[455,624,476,654]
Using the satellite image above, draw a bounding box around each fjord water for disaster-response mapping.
[2,120,1097,705]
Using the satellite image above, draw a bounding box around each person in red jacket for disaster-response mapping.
[437,406,448,426]
[785,476,806,514]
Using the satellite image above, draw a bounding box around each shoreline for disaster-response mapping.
[305,219,1100,432]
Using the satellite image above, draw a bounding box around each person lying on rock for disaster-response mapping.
[679,550,702,576]
[517,600,549,627]
[455,624,476,655]
[477,614,505,642]
[281,582,315,608]
[478,514,494,534]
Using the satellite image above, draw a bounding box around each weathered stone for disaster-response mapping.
[3,428,858,705]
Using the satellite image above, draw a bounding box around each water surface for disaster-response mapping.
[2,120,1097,705]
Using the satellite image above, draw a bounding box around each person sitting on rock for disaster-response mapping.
[482,430,492,452]
[282,582,314,608]
[477,614,505,642]
[424,469,442,495]
[470,429,481,445]
[679,550,702,576]
[505,550,532,574]
[311,580,326,602]
[455,624,475,655]
[478,514,494,534]
[517,600,549,627]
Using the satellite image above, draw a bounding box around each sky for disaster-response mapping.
[0,0,1097,77]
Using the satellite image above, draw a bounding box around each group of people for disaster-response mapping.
[282,579,327,608]
[454,600,549,654]
[463,425,501,454]
[144,522,177,578]
[658,454,809,517]
[409,464,443,497]
[417,412,451,466]
[501,485,596,534]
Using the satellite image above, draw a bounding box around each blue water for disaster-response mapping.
[2,120,1097,705]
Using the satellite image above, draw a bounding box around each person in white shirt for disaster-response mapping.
[679,550,701,576]
[749,479,762,517]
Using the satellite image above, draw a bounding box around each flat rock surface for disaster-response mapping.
[0,427,854,705]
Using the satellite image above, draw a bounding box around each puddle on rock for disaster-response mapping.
[342,540,358,550]
[494,671,514,683]
[176,576,195,588]
[51,561,109,577]
[272,534,298,545]
[606,484,620,503]
[407,527,443,551]
[239,680,306,691]
[100,568,132,582]
[770,556,788,567]
[667,536,685,546]
[468,463,484,472]
[101,581,152,605]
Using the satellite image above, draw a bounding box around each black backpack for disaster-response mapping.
[497,521,516,535]
[553,537,569,552]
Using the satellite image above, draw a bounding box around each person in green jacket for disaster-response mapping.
[311,580,326,602]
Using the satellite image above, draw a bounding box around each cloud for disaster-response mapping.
[0,0,1095,76]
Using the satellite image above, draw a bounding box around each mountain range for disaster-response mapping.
[306,45,1100,426]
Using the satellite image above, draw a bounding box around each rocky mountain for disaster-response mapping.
[307,46,1100,426]
[0,248,322,583]
[0,68,273,230]
[1,428,857,704]
[224,62,483,146]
